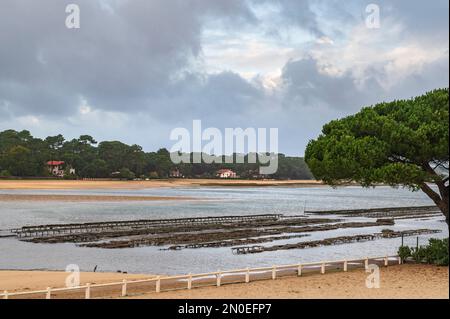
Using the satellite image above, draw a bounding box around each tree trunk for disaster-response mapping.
[420,183,449,225]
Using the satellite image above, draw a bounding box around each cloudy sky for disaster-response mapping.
[0,0,448,155]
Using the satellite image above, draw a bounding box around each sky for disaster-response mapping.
[0,0,448,156]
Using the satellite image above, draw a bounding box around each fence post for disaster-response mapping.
[245,268,250,283]
[85,283,91,299]
[216,271,221,287]
[46,287,51,299]
[3,290,8,299]
[188,274,192,290]
[365,257,369,269]
[272,266,276,280]
[156,276,161,293]
[321,263,325,274]
[398,256,402,265]
[121,279,127,297]
[384,256,388,267]
[297,264,302,276]
[344,260,348,272]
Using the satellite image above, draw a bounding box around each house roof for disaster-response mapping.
[217,169,235,174]
[47,161,65,166]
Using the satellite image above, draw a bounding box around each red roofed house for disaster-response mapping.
[47,161,75,178]
[216,169,237,179]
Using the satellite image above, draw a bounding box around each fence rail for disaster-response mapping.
[1,255,401,299]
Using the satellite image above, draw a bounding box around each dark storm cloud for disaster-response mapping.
[0,0,256,118]
[281,57,378,111]
[0,0,448,155]
[281,54,449,113]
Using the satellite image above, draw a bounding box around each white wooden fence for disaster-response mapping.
[1,255,401,299]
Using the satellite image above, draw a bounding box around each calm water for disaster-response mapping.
[0,186,448,274]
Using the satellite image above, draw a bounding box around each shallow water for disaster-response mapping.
[0,186,447,274]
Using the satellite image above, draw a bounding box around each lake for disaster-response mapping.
[0,186,447,274]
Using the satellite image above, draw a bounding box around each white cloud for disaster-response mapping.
[0,0,448,155]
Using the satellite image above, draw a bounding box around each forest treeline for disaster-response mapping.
[0,130,314,180]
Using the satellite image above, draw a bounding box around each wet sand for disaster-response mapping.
[0,179,322,190]
[0,194,196,202]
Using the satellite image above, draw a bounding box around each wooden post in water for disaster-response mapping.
[321,263,325,274]
[384,256,388,267]
[46,287,51,299]
[272,266,276,280]
[344,260,348,272]
[297,264,302,276]
[245,268,250,283]
[365,258,369,269]
[3,290,8,299]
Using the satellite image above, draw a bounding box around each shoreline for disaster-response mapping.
[0,179,323,190]
[0,194,198,202]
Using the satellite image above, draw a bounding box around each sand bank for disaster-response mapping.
[0,179,322,190]
[0,194,196,202]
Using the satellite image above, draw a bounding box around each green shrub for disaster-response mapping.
[119,168,135,180]
[411,246,427,263]
[398,238,449,266]
[425,238,449,266]
[398,245,412,261]
[0,170,11,177]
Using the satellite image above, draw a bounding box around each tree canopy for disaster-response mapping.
[305,88,449,223]
[0,130,313,180]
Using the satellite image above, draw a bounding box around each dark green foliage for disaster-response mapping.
[397,238,449,266]
[118,168,135,180]
[425,238,449,266]
[0,130,313,180]
[398,245,412,262]
[305,89,449,222]
[0,169,11,177]
[411,246,428,263]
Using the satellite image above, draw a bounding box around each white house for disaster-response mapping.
[47,161,65,177]
[47,161,75,178]
[216,169,237,179]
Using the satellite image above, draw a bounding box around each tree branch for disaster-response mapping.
[419,182,443,205]
[422,162,449,199]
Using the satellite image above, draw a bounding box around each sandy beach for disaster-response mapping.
[0,270,155,293]
[133,264,449,299]
[0,179,322,190]
[1,264,447,299]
